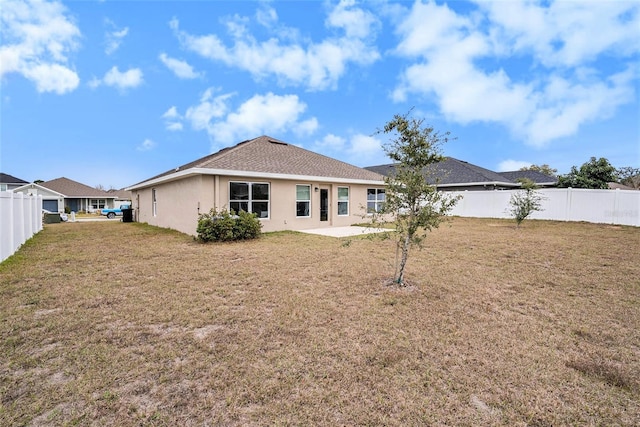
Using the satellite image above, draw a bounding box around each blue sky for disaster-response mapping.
[1,0,639,190]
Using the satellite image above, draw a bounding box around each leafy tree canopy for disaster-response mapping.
[519,164,558,176]
[557,157,618,189]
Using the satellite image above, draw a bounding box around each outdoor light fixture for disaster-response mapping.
[314,187,319,192]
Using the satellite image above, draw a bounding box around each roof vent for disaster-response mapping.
[268,139,288,146]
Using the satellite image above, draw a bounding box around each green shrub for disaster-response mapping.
[196,209,262,242]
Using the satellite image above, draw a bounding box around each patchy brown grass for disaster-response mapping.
[1,218,638,426]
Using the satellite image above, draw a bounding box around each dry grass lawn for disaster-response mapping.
[1,218,639,426]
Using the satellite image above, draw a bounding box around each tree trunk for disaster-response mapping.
[396,234,411,285]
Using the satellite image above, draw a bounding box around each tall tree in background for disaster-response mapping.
[373,111,459,287]
[617,166,640,189]
[519,164,557,177]
[557,157,618,189]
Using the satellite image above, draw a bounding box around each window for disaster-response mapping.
[152,189,157,217]
[0,184,7,191]
[296,185,311,217]
[367,188,385,213]
[337,187,349,216]
[230,182,269,218]
[90,199,106,210]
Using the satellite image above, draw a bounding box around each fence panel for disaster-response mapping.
[449,188,639,227]
[0,192,43,263]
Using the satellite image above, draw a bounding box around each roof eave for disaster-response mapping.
[126,168,385,191]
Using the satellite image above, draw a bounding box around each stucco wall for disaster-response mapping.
[133,174,382,236]
[133,175,215,235]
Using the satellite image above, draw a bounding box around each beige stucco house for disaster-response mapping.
[126,135,386,236]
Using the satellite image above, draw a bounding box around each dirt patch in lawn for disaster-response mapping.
[1,218,638,426]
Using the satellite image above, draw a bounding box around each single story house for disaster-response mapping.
[0,173,29,192]
[107,188,133,205]
[14,177,117,213]
[126,135,386,235]
[365,157,557,191]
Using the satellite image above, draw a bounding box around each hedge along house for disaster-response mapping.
[127,136,386,236]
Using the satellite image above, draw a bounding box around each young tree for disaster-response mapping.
[557,157,618,189]
[519,164,557,176]
[373,111,459,287]
[508,180,545,227]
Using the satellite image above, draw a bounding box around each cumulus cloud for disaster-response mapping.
[170,90,318,149]
[104,19,128,55]
[162,106,183,131]
[137,138,156,152]
[90,66,144,90]
[392,0,640,147]
[0,0,80,94]
[159,53,202,79]
[170,1,380,91]
[312,132,383,166]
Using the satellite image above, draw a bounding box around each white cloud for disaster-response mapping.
[171,1,380,91]
[312,132,383,166]
[392,1,640,147]
[209,93,313,145]
[497,160,532,172]
[137,138,156,152]
[348,134,381,156]
[90,66,143,90]
[326,0,379,39]
[162,106,183,131]
[177,90,317,148]
[104,19,128,55]
[159,52,202,79]
[0,0,80,94]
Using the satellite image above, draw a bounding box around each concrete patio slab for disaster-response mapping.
[297,226,388,238]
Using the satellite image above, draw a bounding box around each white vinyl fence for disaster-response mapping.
[449,188,639,227]
[1,192,43,263]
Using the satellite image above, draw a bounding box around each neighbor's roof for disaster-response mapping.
[498,170,558,185]
[0,173,29,184]
[365,157,519,188]
[108,188,133,200]
[39,177,115,198]
[129,135,385,190]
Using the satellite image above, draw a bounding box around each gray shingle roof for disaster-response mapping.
[365,157,518,187]
[498,170,558,185]
[40,177,115,198]
[131,135,384,188]
[0,173,28,184]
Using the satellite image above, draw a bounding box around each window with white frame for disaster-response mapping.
[337,187,349,216]
[152,189,157,217]
[0,184,7,191]
[296,185,311,217]
[90,199,106,210]
[230,182,270,218]
[367,188,385,213]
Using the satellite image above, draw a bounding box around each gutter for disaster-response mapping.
[126,167,385,191]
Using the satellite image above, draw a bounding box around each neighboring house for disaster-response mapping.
[366,157,521,191]
[498,170,558,187]
[107,188,133,205]
[0,173,29,192]
[127,135,385,235]
[14,177,117,213]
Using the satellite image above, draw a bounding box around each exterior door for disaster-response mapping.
[320,189,329,221]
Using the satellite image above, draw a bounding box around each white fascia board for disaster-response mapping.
[13,182,66,197]
[126,168,385,191]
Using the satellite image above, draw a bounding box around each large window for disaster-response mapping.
[337,187,349,216]
[91,199,106,210]
[296,185,311,217]
[230,182,269,218]
[367,188,385,213]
